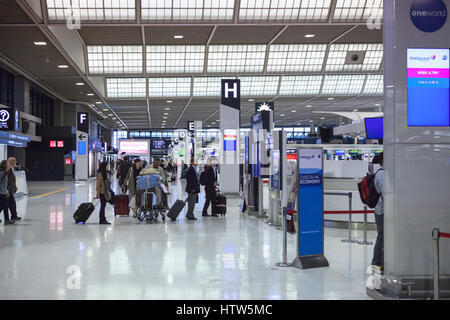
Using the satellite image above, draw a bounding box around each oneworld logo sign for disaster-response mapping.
[410,0,447,32]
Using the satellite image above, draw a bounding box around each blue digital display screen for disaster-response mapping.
[78,141,87,155]
[224,139,236,151]
[407,48,450,126]
[365,117,384,139]
[335,149,345,156]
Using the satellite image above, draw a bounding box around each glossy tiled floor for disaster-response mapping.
[0,179,375,300]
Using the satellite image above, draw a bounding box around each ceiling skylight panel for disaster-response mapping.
[141,0,234,22]
[207,45,266,73]
[333,0,383,22]
[279,75,323,96]
[363,74,383,95]
[193,77,223,97]
[267,44,327,73]
[325,43,383,72]
[148,77,191,98]
[88,46,143,74]
[106,78,146,99]
[239,0,331,22]
[322,75,365,95]
[239,76,279,96]
[146,45,205,74]
[46,0,136,21]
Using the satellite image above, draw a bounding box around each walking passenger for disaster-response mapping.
[123,159,142,218]
[96,161,111,225]
[0,160,14,225]
[185,158,200,221]
[7,157,21,221]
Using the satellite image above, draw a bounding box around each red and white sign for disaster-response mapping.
[65,158,72,165]
[50,141,56,148]
[119,140,149,155]
[57,141,64,148]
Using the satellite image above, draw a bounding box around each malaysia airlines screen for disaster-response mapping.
[407,48,450,126]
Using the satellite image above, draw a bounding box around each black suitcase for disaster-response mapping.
[216,193,227,217]
[73,201,97,224]
[167,199,186,221]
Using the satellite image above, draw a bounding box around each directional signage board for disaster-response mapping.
[221,79,240,110]
[77,112,89,133]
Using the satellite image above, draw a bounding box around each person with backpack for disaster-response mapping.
[371,153,384,272]
[96,161,112,225]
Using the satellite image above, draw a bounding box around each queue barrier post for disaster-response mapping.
[357,205,373,245]
[433,228,440,300]
[276,207,292,268]
[340,192,358,244]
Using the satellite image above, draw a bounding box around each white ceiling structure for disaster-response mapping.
[0,0,384,130]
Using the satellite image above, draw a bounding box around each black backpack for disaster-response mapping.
[357,169,383,209]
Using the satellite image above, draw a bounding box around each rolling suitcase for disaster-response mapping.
[74,201,98,224]
[167,199,186,221]
[215,193,227,217]
[114,194,130,217]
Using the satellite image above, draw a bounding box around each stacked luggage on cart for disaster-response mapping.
[136,168,167,224]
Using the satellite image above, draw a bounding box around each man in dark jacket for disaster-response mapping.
[119,156,131,193]
[185,158,200,220]
[202,162,218,217]
[7,157,21,221]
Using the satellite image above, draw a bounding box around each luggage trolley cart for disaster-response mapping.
[136,188,167,224]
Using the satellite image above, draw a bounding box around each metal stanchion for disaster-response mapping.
[433,228,440,300]
[341,192,358,244]
[357,205,373,245]
[276,207,292,268]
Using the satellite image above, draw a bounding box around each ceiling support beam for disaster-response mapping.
[233,0,241,24]
[204,25,217,75]
[263,25,288,74]
[173,98,192,128]
[142,25,151,129]
[15,0,127,130]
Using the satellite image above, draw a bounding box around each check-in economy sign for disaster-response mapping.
[297,148,324,257]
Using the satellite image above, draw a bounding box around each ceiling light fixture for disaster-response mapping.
[76,82,84,86]
[306,105,312,108]
[353,109,359,112]
[87,93,94,96]
[163,113,168,115]
[248,99,254,102]
[291,110,296,113]
[375,103,381,106]
[280,114,285,117]
[58,65,68,69]
[96,102,101,104]
[167,100,173,103]
[174,35,184,39]
[34,41,47,46]
[304,34,316,38]
[328,97,335,100]
[164,107,170,110]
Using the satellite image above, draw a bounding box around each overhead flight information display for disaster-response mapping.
[407,48,450,126]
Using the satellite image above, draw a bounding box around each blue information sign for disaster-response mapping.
[297,148,324,257]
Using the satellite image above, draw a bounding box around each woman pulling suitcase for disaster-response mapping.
[96,161,112,225]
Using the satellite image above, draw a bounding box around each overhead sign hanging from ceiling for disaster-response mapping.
[221,79,240,110]
[77,112,89,133]
[410,0,447,33]
[0,107,15,131]
[255,102,274,113]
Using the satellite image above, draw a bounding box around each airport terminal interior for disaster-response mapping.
[0,0,449,301]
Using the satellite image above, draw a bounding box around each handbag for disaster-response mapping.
[105,179,116,204]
